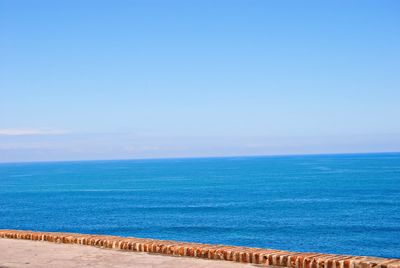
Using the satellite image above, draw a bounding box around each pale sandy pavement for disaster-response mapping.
[0,238,258,268]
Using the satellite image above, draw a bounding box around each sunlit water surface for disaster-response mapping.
[1,153,399,258]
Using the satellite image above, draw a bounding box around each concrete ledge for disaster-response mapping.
[1,229,399,268]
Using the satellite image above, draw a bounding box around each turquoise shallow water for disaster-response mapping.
[0,153,399,258]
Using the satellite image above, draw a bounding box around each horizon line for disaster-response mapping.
[1,150,399,165]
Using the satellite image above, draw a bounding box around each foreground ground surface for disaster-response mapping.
[0,238,256,268]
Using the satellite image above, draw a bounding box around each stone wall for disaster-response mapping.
[0,229,399,268]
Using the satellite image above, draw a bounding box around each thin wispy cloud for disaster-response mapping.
[0,128,68,136]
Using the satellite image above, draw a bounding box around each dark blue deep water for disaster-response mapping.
[0,153,399,258]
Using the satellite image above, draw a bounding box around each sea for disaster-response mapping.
[0,153,399,258]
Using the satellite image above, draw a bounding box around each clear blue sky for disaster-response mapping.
[1,0,399,162]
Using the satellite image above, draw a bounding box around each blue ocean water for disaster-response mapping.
[0,153,399,258]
